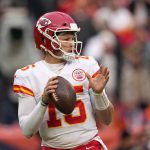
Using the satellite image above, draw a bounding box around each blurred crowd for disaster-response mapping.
[0,0,150,150]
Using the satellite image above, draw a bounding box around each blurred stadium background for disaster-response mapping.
[0,0,150,149]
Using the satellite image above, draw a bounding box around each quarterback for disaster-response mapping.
[13,11,114,150]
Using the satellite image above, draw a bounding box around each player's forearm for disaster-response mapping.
[94,90,114,125]
[95,102,114,125]
[19,100,47,138]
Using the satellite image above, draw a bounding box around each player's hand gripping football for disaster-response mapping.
[42,76,58,104]
[86,65,109,94]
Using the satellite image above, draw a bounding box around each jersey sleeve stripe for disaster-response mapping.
[13,85,34,97]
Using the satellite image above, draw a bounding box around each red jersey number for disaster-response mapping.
[47,99,86,128]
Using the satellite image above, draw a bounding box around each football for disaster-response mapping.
[49,76,76,114]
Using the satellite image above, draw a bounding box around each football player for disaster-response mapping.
[13,11,114,150]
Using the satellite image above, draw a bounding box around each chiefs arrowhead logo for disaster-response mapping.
[36,17,51,30]
[72,69,86,81]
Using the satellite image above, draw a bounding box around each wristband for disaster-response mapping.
[94,90,110,110]
[40,99,49,107]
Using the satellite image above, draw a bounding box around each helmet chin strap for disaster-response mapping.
[62,51,76,62]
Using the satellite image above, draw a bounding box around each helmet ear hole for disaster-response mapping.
[41,35,46,44]
[46,29,50,34]
[51,40,60,50]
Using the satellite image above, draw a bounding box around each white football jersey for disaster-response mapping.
[13,56,101,149]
